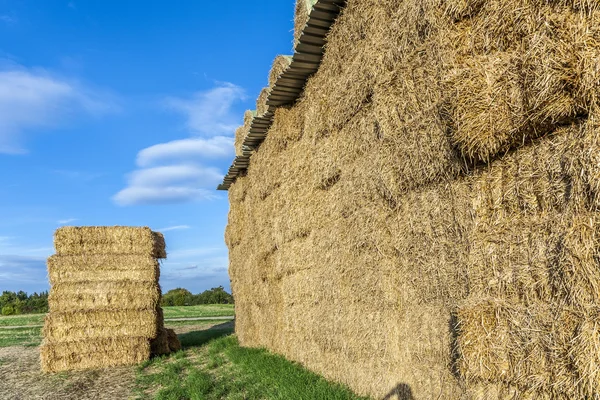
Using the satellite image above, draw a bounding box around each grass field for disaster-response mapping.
[0,304,234,327]
[0,314,45,327]
[162,304,234,319]
[0,327,41,347]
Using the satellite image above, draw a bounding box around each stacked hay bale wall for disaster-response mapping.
[41,226,179,373]
[226,0,600,398]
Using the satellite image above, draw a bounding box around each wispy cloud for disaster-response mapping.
[165,83,245,136]
[161,255,228,283]
[57,218,78,225]
[0,65,118,154]
[0,254,49,293]
[136,136,234,167]
[157,225,191,232]
[112,165,221,205]
[114,83,241,206]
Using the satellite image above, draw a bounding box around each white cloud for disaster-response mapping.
[112,164,221,206]
[0,254,49,293]
[114,83,241,206]
[165,83,245,136]
[128,165,221,187]
[0,67,117,154]
[156,225,191,232]
[136,136,234,167]
[57,218,77,224]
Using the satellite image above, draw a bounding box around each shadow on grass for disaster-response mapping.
[177,321,235,349]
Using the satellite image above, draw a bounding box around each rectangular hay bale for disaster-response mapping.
[53,226,166,258]
[456,299,589,397]
[47,254,160,284]
[48,281,161,313]
[43,309,159,342]
[40,337,151,372]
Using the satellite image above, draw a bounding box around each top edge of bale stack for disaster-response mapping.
[216,0,346,191]
[54,226,166,258]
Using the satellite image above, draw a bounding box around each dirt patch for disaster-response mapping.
[0,346,136,400]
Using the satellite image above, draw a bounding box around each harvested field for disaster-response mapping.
[224,0,600,398]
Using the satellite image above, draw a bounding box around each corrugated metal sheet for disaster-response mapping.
[217,0,346,191]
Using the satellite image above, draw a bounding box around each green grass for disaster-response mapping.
[163,319,234,328]
[0,314,45,327]
[162,305,234,319]
[134,323,370,400]
[0,327,42,347]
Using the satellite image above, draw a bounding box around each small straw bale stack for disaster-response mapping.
[226,0,600,398]
[41,226,179,373]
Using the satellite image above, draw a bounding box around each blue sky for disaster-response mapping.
[0,0,295,294]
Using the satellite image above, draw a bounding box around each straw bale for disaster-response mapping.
[293,0,317,46]
[467,215,560,304]
[301,0,382,137]
[268,55,292,88]
[554,213,600,308]
[454,299,600,398]
[150,327,171,356]
[47,254,159,285]
[570,313,600,398]
[256,87,270,117]
[368,59,463,198]
[43,310,158,342]
[565,111,600,210]
[54,226,166,258]
[267,102,305,145]
[440,1,599,163]
[442,52,526,163]
[166,329,181,352]
[41,337,151,373]
[48,281,160,313]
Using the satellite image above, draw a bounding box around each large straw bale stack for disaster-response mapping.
[41,226,179,373]
[226,0,600,398]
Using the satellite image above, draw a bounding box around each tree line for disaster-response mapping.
[161,286,234,306]
[1,291,49,316]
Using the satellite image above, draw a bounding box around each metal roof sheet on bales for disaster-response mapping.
[217,0,346,191]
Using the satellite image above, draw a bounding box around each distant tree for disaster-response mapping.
[161,288,193,306]
[0,291,17,309]
[1,305,15,316]
[191,286,234,305]
[0,291,48,315]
